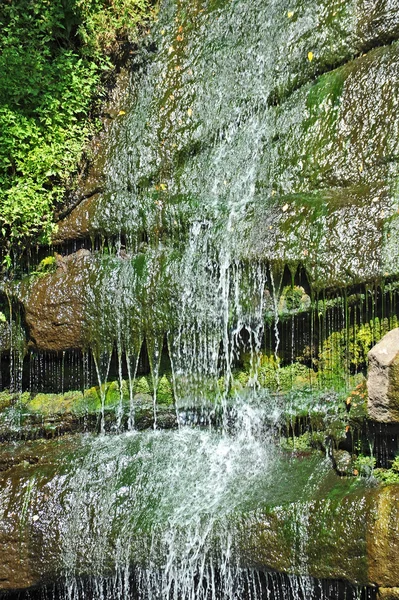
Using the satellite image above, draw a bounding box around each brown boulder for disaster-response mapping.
[52,194,100,243]
[22,250,94,352]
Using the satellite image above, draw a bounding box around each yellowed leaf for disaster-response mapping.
[187,107,193,117]
[118,110,126,116]
[308,51,314,62]
[287,11,294,18]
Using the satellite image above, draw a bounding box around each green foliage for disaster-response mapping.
[157,374,173,405]
[76,0,154,55]
[280,432,312,452]
[392,455,399,473]
[373,468,399,485]
[353,454,375,477]
[250,355,316,392]
[317,316,398,385]
[0,0,156,262]
[37,255,57,273]
[372,453,399,485]
[134,376,151,395]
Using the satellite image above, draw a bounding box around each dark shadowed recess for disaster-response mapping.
[0,571,378,600]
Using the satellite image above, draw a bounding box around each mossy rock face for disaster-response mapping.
[357,0,399,49]
[0,436,83,590]
[367,484,399,587]
[0,435,399,591]
[250,43,399,288]
[53,195,100,243]
[7,0,399,361]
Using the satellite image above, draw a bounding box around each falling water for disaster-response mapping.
[2,0,399,597]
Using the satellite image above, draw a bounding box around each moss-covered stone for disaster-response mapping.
[367,485,399,587]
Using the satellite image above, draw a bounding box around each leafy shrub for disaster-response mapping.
[157,374,173,405]
[353,454,376,477]
[391,455,399,473]
[373,468,399,485]
[0,0,156,265]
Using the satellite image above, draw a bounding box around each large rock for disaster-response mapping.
[21,250,94,352]
[368,328,399,423]
[368,485,399,587]
[0,436,399,592]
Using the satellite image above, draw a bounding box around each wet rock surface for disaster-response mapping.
[378,588,399,600]
[368,485,399,588]
[368,328,399,423]
[21,250,94,352]
[0,435,397,592]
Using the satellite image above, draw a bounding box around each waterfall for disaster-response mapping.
[2,0,399,597]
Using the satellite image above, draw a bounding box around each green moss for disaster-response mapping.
[81,381,128,412]
[306,66,347,120]
[26,381,128,416]
[280,432,313,452]
[38,255,57,272]
[157,374,173,405]
[28,391,84,415]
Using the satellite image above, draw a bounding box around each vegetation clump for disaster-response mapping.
[374,456,399,485]
[0,0,156,267]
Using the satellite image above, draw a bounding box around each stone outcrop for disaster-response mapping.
[21,250,94,352]
[379,589,399,600]
[0,438,398,593]
[368,328,399,423]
